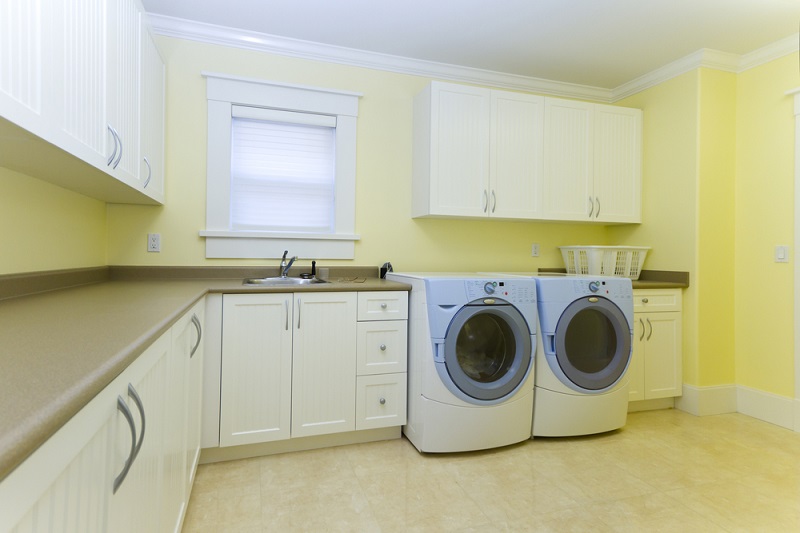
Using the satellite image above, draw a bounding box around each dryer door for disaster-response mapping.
[442,302,532,402]
[553,296,631,391]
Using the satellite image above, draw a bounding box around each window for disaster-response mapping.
[200,72,361,259]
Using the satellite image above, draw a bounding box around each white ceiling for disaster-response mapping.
[140,0,800,89]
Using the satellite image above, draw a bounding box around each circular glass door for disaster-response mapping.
[443,303,532,401]
[554,296,631,391]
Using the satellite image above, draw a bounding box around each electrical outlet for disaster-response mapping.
[147,233,161,252]
[531,243,540,257]
[775,245,789,263]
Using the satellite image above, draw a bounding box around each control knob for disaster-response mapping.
[588,281,600,293]
[484,282,496,295]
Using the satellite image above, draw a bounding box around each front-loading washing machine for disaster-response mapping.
[533,276,633,437]
[386,273,537,452]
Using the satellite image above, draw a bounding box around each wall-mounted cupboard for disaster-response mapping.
[412,81,642,223]
[0,0,165,205]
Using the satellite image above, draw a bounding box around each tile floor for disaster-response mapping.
[182,409,800,532]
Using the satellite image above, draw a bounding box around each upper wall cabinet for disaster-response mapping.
[0,0,165,205]
[412,81,642,224]
[541,100,641,223]
[412,82,544,219]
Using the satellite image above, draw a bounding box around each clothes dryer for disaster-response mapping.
[533,276,633,437]
[386,273,537,452]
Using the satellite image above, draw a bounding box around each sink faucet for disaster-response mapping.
[280,250,297,278]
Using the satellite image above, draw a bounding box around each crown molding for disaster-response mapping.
[147,13,612,102]
[148,14,798,104]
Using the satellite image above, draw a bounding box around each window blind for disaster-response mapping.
[230,107,336,233]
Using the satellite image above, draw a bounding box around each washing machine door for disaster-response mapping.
[441,301,532,402]
[553,296,631,391]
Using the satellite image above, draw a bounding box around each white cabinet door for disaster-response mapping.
[593,104,642,223]
[490,90,544,219]
[541,98,593,221]
[139,25,165,202]
[413,81,491,217]
[291,292,358,438]
[220,294,293,446]
[0,0,43,128]
[183,301,205,492]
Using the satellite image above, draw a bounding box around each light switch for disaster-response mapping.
[775,245,789,263]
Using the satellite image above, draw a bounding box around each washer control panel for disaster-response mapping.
[571,278,632,301]
[465,279,536,304]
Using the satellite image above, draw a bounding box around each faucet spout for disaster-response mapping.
[280,255,298,277]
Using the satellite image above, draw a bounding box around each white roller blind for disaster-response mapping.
[230,107,336,232]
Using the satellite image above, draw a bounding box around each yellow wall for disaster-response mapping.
[0,167,106,275]
[734,53,799,396]
[107,36,608,271]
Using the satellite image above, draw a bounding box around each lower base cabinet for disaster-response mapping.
[219,291,408,448]
[0,300,205,533]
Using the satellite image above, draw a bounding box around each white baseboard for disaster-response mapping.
[674,383,797,432]
[675,384,737,416]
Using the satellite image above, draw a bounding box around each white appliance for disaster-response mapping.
[533,276,633,437]
[386,273,537,452]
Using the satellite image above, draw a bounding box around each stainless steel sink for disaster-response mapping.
[243,276,329,286]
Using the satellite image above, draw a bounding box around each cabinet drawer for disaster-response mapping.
[357,321,408,375]
[633,289,682,312]
[357,291,408,321]
[356,373,407,431]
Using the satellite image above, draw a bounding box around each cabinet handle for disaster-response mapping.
[107,125,119,166]
[127,384,146,462]
[285,299,289,331]
[482,190,488,213]
[639,318,645,341]
[380,343,387,351]
[646,318,653,341]
[190,314,202,357]
[143,157,152,189]
[380,303,388,310]
[379,398,386,405]
[113,130,123,169]
[491,190,496,213]
[588,196,594,218]
[595,198,601,218]
[113,395,137,494]
[297,299,301,329]
[641,298,649,304]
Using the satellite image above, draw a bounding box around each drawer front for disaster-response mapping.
[357,320,408,375]
[356,373,407,431]
[633,289,682,313]
[357,291,408,321]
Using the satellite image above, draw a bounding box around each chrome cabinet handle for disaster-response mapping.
[588,196,594,218]
[639,318,645,341]
[127,384,145,462]
[595,198,601,218]
[190,314,202,357]
[107,125,118,166]
[297,299,301,329]
[646,318,653,341]
[113,395,136,494]
[113,130,123,169]
[143,157,152,188]
[491,190,496,213]
[482,190,488,213]
[285,299,289,331]
[379,398,386,405]
[380,303,388,310]
[380,343,387,351]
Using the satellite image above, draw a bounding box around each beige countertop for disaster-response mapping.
[0,273,410,482]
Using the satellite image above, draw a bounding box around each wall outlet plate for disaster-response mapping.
[775,245,789,263]
[148,233,161,252]
[531,243,540,257]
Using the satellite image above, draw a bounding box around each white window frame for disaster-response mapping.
[200,72,362,259]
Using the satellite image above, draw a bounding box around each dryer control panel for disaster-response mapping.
[465,279,536,305]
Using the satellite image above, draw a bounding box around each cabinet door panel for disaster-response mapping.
[139,27,164,201]
[356,373,407,430]
[628,316,646,402]
[542,99,593,220]
[644,312,682,399]
[292,293,357,438]
[220,294,292,446]
[357,320,407,375]
[594,104,641,223]
[490,91,543,219]
[0,0,42,120]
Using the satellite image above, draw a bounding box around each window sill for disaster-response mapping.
[199,230,360,259]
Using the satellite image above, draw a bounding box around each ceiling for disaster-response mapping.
[140,0,800,89]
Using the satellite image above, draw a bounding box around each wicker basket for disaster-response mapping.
[559,246,650,280]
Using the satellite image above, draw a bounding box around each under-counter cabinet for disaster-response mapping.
[412,82,544,219]
[0,300,205,533]
[628,289,682,401]
[219,291,408,448]
[541,99,642,223]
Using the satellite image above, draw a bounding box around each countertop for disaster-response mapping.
[0,273,410,482]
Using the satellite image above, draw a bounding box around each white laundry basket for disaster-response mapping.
[559,246,650,280]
